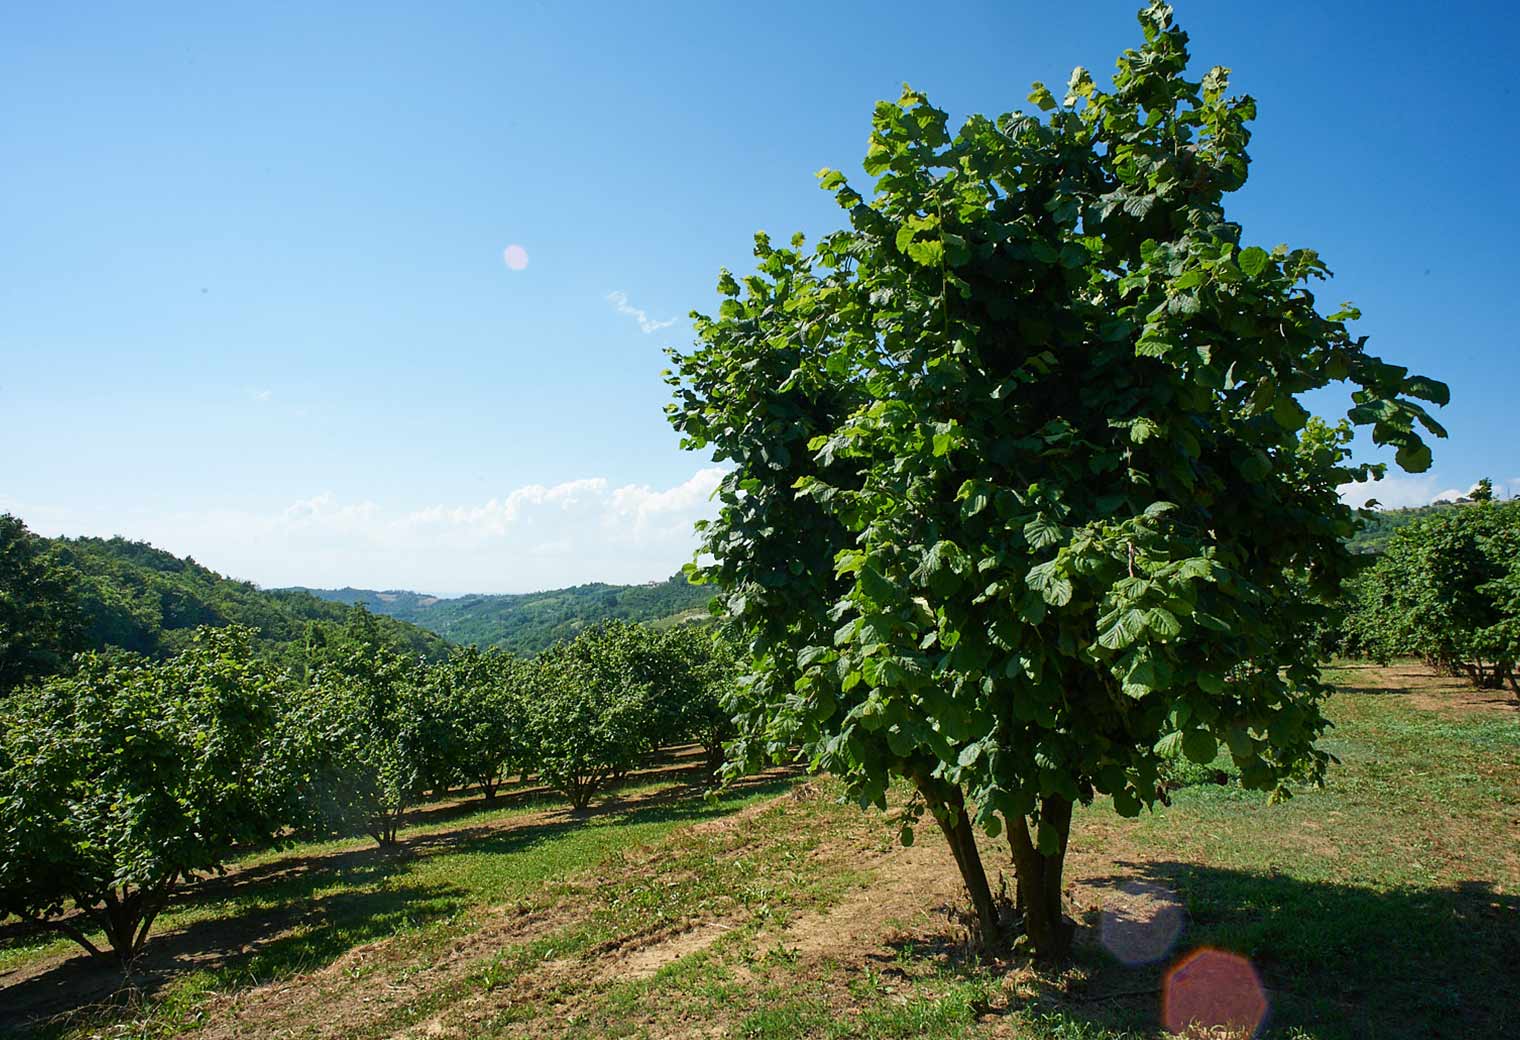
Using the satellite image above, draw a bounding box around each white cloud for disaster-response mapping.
[245,388,273,403]
[1337,473,1520,509]
[606,290,677,334]
[9,468,728,597]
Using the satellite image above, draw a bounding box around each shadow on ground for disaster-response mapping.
[947,861,1520,1040]
[0,763,794,1037]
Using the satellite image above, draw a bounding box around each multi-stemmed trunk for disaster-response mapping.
[918,779,1074,962]
[369,803,407,846]
[33,877,179,973]
[1006,796,1075,961]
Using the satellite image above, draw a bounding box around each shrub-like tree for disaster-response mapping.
[531,624,654,810]
[291,644,427,845]
[676,627,742,780]
[666,3,1446,959]
[0,627,291,968]
[424,646,532,803]
[1343,500,1520,693]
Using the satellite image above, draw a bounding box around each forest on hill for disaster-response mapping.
[289,574,713,654]
[0,513,448,692]
[1346,499,1477,555]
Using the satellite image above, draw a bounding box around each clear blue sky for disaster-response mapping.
[3,1,1515,593]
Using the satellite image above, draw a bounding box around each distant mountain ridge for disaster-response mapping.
[288,574,714,654]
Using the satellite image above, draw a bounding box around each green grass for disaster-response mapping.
[0,764,803,1038]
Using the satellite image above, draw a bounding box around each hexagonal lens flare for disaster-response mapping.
[1162,946,1268,1037]
[1099,878,1185,966]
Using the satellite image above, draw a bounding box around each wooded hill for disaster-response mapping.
[1346,500,1484,555]
[290,574,713,654]
[14,524,449,674]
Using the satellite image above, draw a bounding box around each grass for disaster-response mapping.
[2,664,1516,1040]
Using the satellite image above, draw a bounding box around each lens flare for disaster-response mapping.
[1099,878,1185,966]
[1162,947,1268,1037]
[503,244,529,271]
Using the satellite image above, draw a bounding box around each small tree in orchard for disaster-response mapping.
[1343,500,1520,694]
[531,624,654,810]
[666,3,1447,959]
[679,627,743,780]
[426,645,532,803]
[0,627,291,969]
[291,644,427,846]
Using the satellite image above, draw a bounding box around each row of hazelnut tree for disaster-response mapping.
[0,619,736,969]
[1341,498,1520,695]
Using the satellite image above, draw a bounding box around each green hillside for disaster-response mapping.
[30,527,449,670]
[291,574,714,654]
[1347,500,1477,555]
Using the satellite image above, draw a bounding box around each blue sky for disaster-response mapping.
[3,1,1515,594]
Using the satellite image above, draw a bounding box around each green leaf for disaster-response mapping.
[1395,441,1432,473]
[1145,607,1181,638]
[1028,82,1058,111]
[1098,608,1146,650]
[906,239,945,266]
[1182,730,1217,764]
[1238,246,1271,277]
[1023,516,1064,549]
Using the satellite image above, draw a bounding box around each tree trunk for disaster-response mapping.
[1006,796,1075,961]
[916,780,1002,944]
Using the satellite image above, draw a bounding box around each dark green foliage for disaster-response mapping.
[1343,500,1520,694]
[38,532,448,670]
[292,573,711,654]
[287,643,431,846]
[0,626,294,968]
[677,628,744,779]
[530,622,661,810]
[1346,501,1475,555]
[0,513,86,696]
[417,646,533,802]
[666,2,1445,959]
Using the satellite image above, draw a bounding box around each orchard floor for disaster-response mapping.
[2,663,1517,1040]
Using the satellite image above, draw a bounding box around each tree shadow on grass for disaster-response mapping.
[1017,861,1520,1040]
[0,769,799,1036]
[0,881,468,1037]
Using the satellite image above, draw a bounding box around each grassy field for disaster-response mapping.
[2,663,1516,1039]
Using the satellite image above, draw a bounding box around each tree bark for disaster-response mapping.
[916,779,1002,944]
[1006,796,1075,961]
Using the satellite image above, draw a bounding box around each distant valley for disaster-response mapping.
[288,574,713,654]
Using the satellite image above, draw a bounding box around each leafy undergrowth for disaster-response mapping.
[3,664,1517,1040]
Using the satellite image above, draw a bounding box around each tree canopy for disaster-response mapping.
[1343,499,1520,694]
[0,513,85,696]
[666,2,1446,958]
[0,627,293,967]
